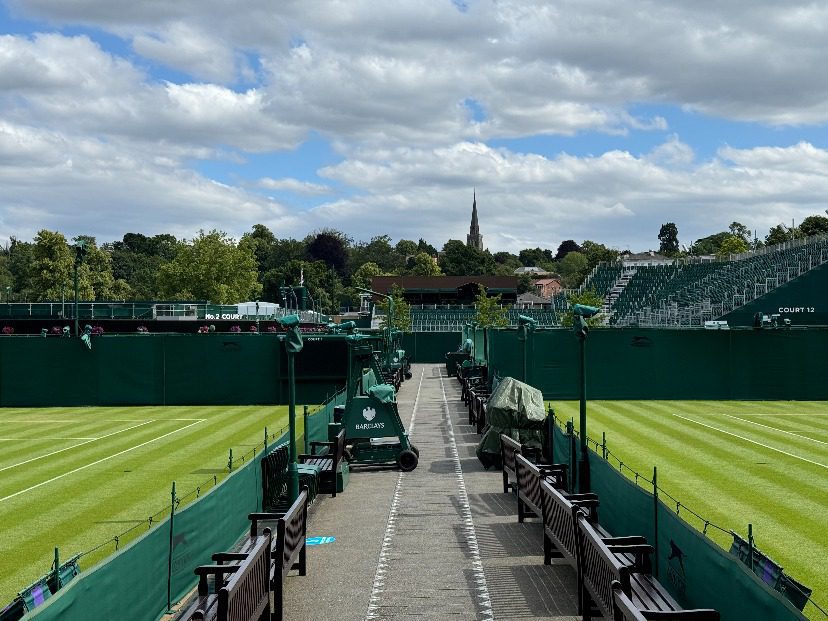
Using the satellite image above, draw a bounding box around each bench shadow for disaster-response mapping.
[485,563,579,618]
[467,492,515,517]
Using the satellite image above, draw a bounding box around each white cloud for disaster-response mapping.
[256,177,331,195]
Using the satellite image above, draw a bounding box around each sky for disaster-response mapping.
[2,1,828,255]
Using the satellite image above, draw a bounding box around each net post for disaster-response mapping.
[166,481,176,613]
[653,466,659,578]
[303,405,310,453]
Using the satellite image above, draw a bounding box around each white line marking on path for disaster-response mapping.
[0,421,155,474]
[439,370,494,621]
[717,413,828,447]
[365,368,424,621]
[0,419,204,502]
[671,413,827,469]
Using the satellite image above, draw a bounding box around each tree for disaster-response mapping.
[377,285,411,332]
[350,235,400,272]
[351,262,383,291]
[657,223,680,256]
[7,237,35,301]
[689,232,731,256]
[29,230,90,301]
[716,235,750,259]
[395,239,418,261]
[558,251,589,288]
[728,222,751,244]
[408,252,442,276]
[765,224,799,246]
[417,238,438,256]
[561,289,604,327]
[306,229,350,276]
[799,215,828,237]
[474,284,508,328]
[519,247,553,267]
[554,240,582,261]
[157,230,262,303]
[439,240,495,275]
[580,240,619,271]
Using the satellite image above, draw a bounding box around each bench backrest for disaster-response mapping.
[277,490,308,579]
[576,510,629,620]
[500,434,522,474]
[261,445,289,511]
[332,429,346,469]
[515,453,544,511]
[218,530,271,621]
[540,479,580,565]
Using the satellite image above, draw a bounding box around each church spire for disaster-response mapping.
[467,190,483,250]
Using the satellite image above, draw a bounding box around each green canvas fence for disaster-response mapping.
[487,327,828,400]
[0,334,348,407]
[549,422,806,621]
[302,388,346,448]
[27,432,285,621]
[400,332,459,362]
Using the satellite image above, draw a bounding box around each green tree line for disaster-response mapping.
[3,213,827,313]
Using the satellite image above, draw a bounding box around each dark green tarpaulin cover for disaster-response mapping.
[368,383,396,403]
[476,376,546,468]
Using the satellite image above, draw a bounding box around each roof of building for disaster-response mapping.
[513,266,549,274]
[371,275,517,293]
[534,277,561,285]
[516,292,550,304]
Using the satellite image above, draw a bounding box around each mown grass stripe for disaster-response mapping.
[0,420,204,503]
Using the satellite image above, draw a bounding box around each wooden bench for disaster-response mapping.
[470,389,491,434]
[185,529,272,621]
[611,581,720,621]
[577,511,708,621]
[246,490,308,621]
[515,452,567,523]
[500,434,522,493]
[299,428,346,497]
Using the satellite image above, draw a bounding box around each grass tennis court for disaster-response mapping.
[552,400,828,619]
[0,405,291,606]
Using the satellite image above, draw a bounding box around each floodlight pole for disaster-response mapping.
[73,261,79,337]
[287,348,299,503]
[575,317,590,493]
[355,286,394,368]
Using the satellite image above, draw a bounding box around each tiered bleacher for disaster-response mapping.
[409,305,563,331]
[601,236,828,327]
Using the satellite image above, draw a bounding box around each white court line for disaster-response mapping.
[365,368,424,621]
[0,419,204,503]
[0,421,155,474]
[717,413,828,447]
[0,437,97,441]
[670,413,827,469]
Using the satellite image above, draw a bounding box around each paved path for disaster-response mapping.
[284,364,579,621]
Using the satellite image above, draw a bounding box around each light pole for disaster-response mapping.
[277,314,303,503]
[355,286,394,369]
[72,241,88,337]
[572,304,599,493]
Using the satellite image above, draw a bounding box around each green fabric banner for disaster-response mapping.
[28,433,285,621]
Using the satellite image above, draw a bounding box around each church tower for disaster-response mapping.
[466,191,483,250]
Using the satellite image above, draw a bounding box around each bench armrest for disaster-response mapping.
[571,498,600,509]
[641,611,720,620]
[212,552,250,562]
[248,512,285,520]
[566,493,599,501]
[193,564,240,595]
[607,543,654,572]
[308,440,334,454]
[603,536,648,545]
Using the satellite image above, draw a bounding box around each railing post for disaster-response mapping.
[748,523,754,573]
[166,481,176,613]
[653,466,659,578]
[303,405,310,453]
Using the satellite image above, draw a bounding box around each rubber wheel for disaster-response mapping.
[404,371,413,380]
[410,444,420,457]
[397,449,418,472]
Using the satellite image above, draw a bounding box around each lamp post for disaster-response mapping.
[517,315,537,384]
[355,286,394,369]
[72,241,88,336]
[277,314,303,503]
[572,304,599,493]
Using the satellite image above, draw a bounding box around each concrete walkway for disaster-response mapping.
[284,364,579,621]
